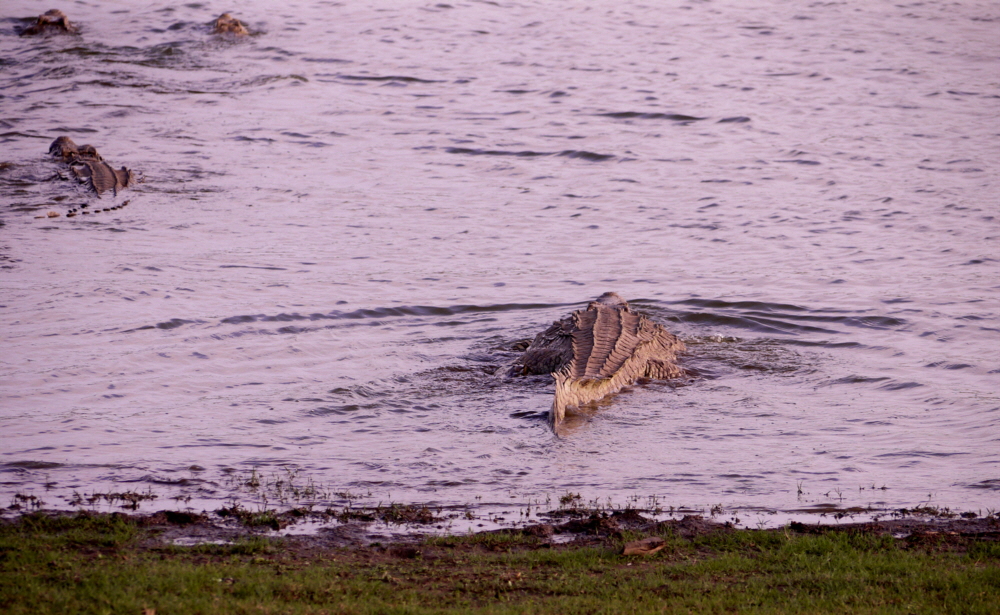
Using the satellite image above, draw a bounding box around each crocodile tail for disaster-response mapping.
[551,371,568,429]
[550,370,616,430]
[550,342,662,431]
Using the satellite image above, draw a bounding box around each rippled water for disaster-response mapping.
[1,0,997,523]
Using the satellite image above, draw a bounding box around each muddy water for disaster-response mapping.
[1,0,997,524]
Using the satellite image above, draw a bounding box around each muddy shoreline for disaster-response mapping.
[5,504,998,614]
[6,506,998,552]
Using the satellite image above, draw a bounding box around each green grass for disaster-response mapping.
[0,512,997,614]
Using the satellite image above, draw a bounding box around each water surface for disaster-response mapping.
[1,0,997,523]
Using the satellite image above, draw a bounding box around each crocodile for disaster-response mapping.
[508,292,686,429]
[48,136,136,202]
[213,13,249,36]
[19,10,78,36]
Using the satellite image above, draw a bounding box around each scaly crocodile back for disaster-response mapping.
[563,300,683,382]
[52,136,136,198]
[546,295,685,429]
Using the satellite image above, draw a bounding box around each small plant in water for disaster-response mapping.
[646,494,663,514]
[109,488,159,510]
[10,492,44,511]
[66,488,158,511]
[823,487,845,501]
[216,501,287,530]
[558,492,582,508]
[245,468,261,490]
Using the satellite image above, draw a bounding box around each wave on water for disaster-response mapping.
[129,301,568,333]
[444,147,616,162]
[662,298,908,335]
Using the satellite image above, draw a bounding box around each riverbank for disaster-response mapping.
[2,508,997,613]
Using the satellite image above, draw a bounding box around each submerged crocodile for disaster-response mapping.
[19,10,78,36]
[509,292,686,429]
[213,13,249,36]
[19,10,247,38]
[49,136,136,199]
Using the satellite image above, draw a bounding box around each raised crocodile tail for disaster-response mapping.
[550,371,625,430]
[551,371,570,429]
[550,341,665,431]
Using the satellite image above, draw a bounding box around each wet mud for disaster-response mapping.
[5,507,998,554]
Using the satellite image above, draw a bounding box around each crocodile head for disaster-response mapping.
[213,13,250,36]
[20,10,78,36]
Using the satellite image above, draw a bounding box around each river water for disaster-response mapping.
[1,0,997,525]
